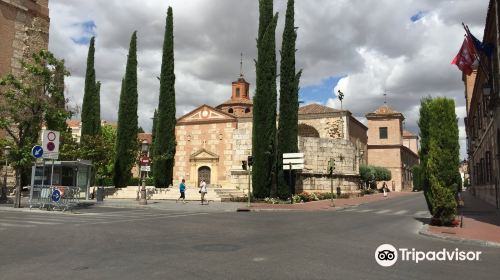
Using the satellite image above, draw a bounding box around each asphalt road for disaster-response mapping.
[0,193,499,280]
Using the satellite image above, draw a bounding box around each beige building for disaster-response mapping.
[173,76,368,193]
[366,104,419,191]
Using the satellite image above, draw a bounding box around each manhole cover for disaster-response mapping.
[193,244,241,252]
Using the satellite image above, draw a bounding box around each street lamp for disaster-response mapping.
[0,146,11,203]
[139,140,149,205]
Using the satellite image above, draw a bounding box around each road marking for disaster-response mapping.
[414,211,430,217]
[78,212,209,225]
[393,210,408,215]
[375,209,391,214]
[0,222,36,228]
[357,209,373,213]
[342,208,358,212]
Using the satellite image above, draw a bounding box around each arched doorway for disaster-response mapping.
[298,123,320,137]
[198,166,211,185]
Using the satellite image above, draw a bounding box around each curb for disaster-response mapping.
[418,224,500,248]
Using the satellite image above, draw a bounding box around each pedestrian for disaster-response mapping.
[177,179,187,203]
[199,179,208,205]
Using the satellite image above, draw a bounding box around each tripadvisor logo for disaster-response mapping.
[375,244,482,267]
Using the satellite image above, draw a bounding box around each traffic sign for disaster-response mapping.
[51,189,61,202]
[282,153,304,170]
[42,130,60,159]
[140,156,150,166]
[140,166,151,172]
[31,145,44,158]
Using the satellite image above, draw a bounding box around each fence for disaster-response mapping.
[29,185,83,211]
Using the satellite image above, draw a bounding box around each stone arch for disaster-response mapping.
[298,123,320,138]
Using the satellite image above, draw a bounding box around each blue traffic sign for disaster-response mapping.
[31,145,43,158]
[51,190,61,202]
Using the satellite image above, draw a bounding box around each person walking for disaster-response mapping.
[199,179,208,205]
[177,179,187,203]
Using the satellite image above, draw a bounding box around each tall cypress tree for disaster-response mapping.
[150,109,158,177]
[46,60,69,132]
[81,36,98,141]
[113,32,139,188]
[94,81,102,134]
[154,7,176,187]
[277,0,302,198]
[252,0,278,198]
[418,97,432,212]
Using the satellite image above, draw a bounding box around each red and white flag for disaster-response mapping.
[451,38,476,75]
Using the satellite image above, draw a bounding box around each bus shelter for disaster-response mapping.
[29,160,92,210]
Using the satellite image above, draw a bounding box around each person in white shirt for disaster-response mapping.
[199,180,208,205]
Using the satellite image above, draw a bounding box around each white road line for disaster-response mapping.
[357,209,373,213]
[0,222,36,228]
[79,212,209,225]
[414,211,430,217]
[375,209,391,214]
[23,220,60,225]
[393,210,408,215]
[342,208,358,212]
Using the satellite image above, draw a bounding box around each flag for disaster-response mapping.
[451,38,476,75]
[468,33,494,57]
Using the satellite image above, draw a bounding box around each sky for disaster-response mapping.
[48,0,491,159]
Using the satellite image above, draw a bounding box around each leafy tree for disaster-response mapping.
[150,109,158,176]
[81,37,101,142]
[359,164,391,189]
[0,50,71,203]
[412,164,423,191]
[277,0,302,199]
[113,32,139,188]
[418,97,432,211]
[80,125,116,185]
[154,7,177,187]
[252,0,278,198]
[137,126,145,133]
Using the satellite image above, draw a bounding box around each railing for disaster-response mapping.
[29,185,83,211]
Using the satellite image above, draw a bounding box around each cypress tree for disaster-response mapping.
[277,0,302,198]
[46,60,69,132]
[252,0,278,198]
[81,37,98,140]
[94,81,102,134]
[418,97,432,212]
[154,7,176,187]
[150,109,158,177]
[113,32,139,188]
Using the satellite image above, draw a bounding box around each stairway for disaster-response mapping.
[213,188,247,201]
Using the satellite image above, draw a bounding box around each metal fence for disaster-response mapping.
[29,185,83,211]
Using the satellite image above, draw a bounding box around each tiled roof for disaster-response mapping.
[403,130,416,137]
[66,120,81,127]
[218,98,253,106]
[373,104,399,115]
[298,103,341,115]
[138,133,152,144]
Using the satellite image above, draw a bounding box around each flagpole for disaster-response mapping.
[462,22,490,80]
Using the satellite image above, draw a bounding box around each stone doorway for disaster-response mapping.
[198,166,211,185]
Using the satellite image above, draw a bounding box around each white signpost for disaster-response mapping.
[282,153,304,204]
[282,153,304,170]
[42,130,60,160]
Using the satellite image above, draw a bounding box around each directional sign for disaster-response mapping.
[283,153,304,170]
[283,164,305,170]
[42,130,60,159]
[31,145,44,158]
[51,189,61,202]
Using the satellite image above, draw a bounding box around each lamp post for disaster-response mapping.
[139,140,149,205]
[0,146,11,203]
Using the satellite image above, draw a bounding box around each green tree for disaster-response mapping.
[80,125,116,185]
[150,109,158,177]
[252,0,278,198]
[81,37,101,141]
[419,97,460,224]
[113,32,139,188]
[0,50,71,203]
[277,0,302,198]
[154,7,177,188]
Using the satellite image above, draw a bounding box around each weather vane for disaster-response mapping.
[240,52,243,77]
[337,90,344,110]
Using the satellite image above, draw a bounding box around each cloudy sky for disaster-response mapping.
[48,0,490,159]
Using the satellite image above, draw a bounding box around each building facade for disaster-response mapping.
[463,0,500,208]
[366,104,419,191]
[173,77,368,193]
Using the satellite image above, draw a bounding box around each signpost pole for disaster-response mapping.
[330,171,334,207]
[247,167,251,207]
[289,162,293,204]
[50,159,55,187]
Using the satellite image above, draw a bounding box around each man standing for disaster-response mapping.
[177,179,186,203]
[200,180,208,205]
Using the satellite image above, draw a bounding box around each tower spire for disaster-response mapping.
[239,52,243,77]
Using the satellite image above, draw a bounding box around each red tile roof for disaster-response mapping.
[298,103,341,115]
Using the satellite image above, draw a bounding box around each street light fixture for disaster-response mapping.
[139,140,149,205]
[0,146,11,203]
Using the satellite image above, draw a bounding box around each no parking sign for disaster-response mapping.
[42,130,60,159]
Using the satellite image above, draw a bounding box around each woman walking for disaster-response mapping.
[177,179,187,203]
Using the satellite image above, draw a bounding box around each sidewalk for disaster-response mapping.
[421,190,500,247]
[245,191,417,211]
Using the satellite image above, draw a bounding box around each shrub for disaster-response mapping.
[430,181,457,226]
